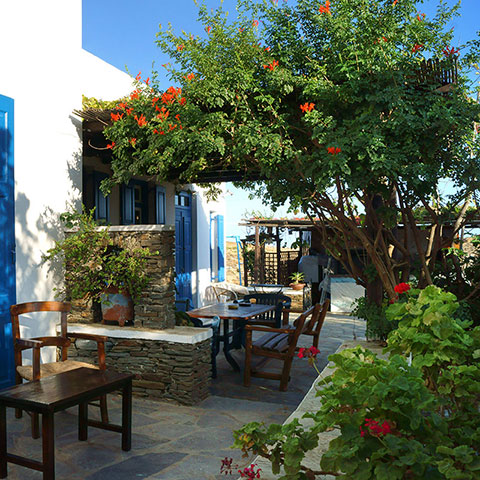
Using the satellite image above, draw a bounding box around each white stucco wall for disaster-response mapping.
[192,185,227,307]
[0,0,133,361]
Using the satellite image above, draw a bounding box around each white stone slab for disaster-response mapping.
[59,323,212,344]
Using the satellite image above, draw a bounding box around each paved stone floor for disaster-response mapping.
[3,313,364,479]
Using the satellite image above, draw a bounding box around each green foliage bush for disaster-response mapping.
[351,296,395,342]
[43,209,153,303]
[233,286,480,479]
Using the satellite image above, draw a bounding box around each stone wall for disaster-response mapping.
[64,324,212,405]
[68,225,176,329]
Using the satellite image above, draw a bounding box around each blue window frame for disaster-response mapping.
[94,172,109,223]
[156,186,166,224]
[122,180,147,225]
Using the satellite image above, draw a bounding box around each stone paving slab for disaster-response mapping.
[2,313,364,479]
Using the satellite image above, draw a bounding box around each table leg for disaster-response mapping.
[42,411,54,480]
[0,404,7,478]
[222,319,240,371]
[78,403,88,441]
[121,380,132,452]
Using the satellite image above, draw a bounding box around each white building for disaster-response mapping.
[0,0,225,387]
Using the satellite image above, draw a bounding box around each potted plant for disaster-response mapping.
[289,271,305,290]
[42,209,153,326]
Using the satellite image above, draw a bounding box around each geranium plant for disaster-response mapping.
[232,285,480,479]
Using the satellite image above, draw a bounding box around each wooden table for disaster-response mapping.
[187,302,275,371]
[0,368,134,480]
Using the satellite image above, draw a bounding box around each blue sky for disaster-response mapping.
[82,0,479,239]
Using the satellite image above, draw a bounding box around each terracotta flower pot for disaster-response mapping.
[289,283,305,291]
[100,286,134,326]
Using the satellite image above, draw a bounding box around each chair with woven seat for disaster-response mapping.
[11,301,109,438]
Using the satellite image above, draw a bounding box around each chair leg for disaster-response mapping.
[31,412,40,439]
[243,331,252,387]
[15,408,22,419]
[99,395,109,424]
[313,334,319,349]
[279,357,294,392]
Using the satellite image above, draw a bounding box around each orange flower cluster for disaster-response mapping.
[300,102,315,113]
[106,142,115,149]
[156,107,170,120]
[416,12,425,21]
[129,138,136,146]
[135,72,142,81]
[177,44,184,51]
[319,0,331,15]
[134,114,147,127]
[185,73,195,81]
[161,86,182,105]
[252,20,259,27]
[411,43,423,53]
[130,90,140,100]
[206,26,212,34]
[263,60,279,71]
[327,147,341,155]
[443,46,459,56]
[110,112,124,122]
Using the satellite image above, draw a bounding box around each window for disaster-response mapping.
[94,172,109,223]
[156,186,166,224]
[121,180,147,225]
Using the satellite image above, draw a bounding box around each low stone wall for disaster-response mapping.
[63,324,212,405]
[68,225,176,329]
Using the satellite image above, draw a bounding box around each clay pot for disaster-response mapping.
[100,286,134,326]
[289,283,305,291]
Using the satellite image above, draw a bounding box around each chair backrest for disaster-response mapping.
[243,293,292,326]
[10,301,72,362]
[303,299,329,335]
[287,307,312,351]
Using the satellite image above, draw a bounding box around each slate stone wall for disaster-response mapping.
[67,336,211,405]
[68,227,176,329]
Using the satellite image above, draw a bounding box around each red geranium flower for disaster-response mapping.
[327,147,341,155]
[394,283,410,294]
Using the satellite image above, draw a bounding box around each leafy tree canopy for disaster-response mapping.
[102,0,480,299]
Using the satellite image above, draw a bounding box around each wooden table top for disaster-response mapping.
[0,368,134,412]
[187,302,275,320]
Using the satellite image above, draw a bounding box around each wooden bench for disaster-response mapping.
[244,302,327,391]
[0,368,133,480]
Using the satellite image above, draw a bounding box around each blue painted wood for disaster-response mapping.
[156,186,166,224]
[0,94,16,389]
[121,183,134,224]
[217,214,225,282]
[175,192,192,303]
[94,172,109,223]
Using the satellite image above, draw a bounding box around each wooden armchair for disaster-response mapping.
[11,301,109,438]
[244,305,320,391]
[243,293,292,328]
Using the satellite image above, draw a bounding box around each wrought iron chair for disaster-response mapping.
[10,301,108,438]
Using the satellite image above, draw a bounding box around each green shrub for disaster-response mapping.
[351,296,394,342]
[233,286,480,479]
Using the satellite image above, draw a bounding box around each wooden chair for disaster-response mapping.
[243,304,321,391]
[298,299,329,349]
[243,293,292,328]
[11,301,109,438]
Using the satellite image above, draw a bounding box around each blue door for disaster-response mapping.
[175,192,192,303]
[0,95,16,389]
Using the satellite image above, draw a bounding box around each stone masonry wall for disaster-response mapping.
[67,335,211,405]
[68,226,176,329]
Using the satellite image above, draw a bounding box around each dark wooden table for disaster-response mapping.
[187,302,275,371]
[0,368,134,480]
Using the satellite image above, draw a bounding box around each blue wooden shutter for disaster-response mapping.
[122,183,134,225]
[156,186,166,224]
[216,214,225,282]
[0,94,16,388]
[94,172,109,223]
